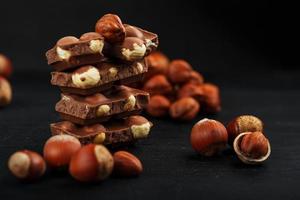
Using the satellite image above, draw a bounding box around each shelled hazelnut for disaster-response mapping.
[233,132,271,164]
[169,97,200,121]
[8,150,46,181]
[190,118,228,156]
[146,95,171,117]
[95,14,125,43]
[113,151,143,177]
[142,51,221,121]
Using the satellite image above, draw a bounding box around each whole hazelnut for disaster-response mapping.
[144,52,169,80]
[169,97,200,121]
[199,83,221,113]
[43,135,81,168]
[233,132,271,164]
[8,150,46,181]
[95,14,125,43]
[190,118,228,156]
[113,151,143,177]
[69,144,113,182]
[0,54,13,78]
[146,95,171,117]
[167,59,192,84]
[0,76,12,107]
[188,71,204,85]
[177,83,204,101]
[227,115,263,145]
[143,74,172,95]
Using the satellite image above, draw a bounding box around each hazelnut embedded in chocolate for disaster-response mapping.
[71,66,101,88]
[119,37,147,62]
[95,14,126,44]
[125,116,151,139]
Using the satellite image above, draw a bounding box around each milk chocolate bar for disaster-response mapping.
[50,115,152,146]
[46,32,107,71]
[55,85,149,125]
[51,60,148,95]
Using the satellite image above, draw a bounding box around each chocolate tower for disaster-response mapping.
[46,14,158,146]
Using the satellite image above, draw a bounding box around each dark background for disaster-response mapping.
[1,0,300,199]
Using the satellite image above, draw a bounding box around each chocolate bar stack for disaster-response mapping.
[45,14,158,146]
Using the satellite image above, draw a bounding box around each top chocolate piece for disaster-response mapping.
[46,14,158,71]
[46,32,107,71]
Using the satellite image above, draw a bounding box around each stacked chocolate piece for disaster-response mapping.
[45,14,158,146]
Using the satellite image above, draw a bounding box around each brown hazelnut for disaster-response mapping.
[0,77,12,107]
[143,75,172,95]
[8,150,46,181]
[167,59,192,84]
[190,118,228,156]
[169,97,200,121]
[125,115,152,139]
[188,71,204,85]
[177,83,204,101]
[146,95,171,117]
[113,151,143,177]
[95,14,125,43]
[144,52,169,80]
[227,115,263,145]
[199,83,221,113]
[69,144,113,182]
[233,132,271,164]
[43,135,81,168]
[0,54,13,78]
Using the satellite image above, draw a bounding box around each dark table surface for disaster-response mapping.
[1,0,300,199]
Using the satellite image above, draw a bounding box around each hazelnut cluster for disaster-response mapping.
[190,115,271,165]
[142,52,221,120]
[0,54,13,107]
[8,134,143,182]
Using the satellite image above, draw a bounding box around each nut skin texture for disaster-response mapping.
[144,52,169,80]
[167,59,192,84]
[0,54,13,78]
[146,95,171,117]
[190,119,228,156]
[69,144,113,182]
[143,75,172,95]
[0,77,12,107]
[233,132,271,164]
[113,151,143,177]
[169,97,200,121]
[43,135,81,168]
[177,83,204,101]
[95,14,125,44]
[199,83,221,113]
[227,115,263,145]
[8,150,46,181]
[188,71,204,85]
[240,132,269,159]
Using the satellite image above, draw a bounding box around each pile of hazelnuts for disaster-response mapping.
[8,135,143,182]
[142,52,221,120]
[0,54,13,107]
[190,115,271,164]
